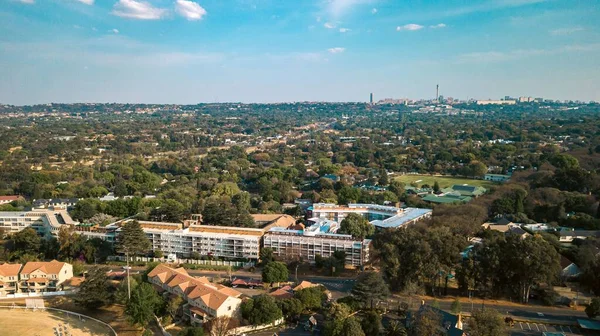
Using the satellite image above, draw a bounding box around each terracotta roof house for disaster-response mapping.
[0,195,23,205]
[0,263,22,295]
[19,260,73,293]
[148,264,242,325]
[293,281,319,291]
[269,286,294,300]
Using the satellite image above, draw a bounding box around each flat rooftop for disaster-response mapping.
[370,208,432,228]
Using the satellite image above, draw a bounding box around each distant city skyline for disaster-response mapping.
[1,0,599,105]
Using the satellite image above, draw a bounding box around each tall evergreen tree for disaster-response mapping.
[75,266,111,309]
[117,220,151,256]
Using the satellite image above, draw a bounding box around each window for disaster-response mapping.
[228,306,232,311]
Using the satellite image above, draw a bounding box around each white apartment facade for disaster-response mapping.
[263,227,371,267]
[139,222,263,260]
[0,210,77,238]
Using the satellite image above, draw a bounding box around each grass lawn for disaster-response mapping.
[394,174,494,189]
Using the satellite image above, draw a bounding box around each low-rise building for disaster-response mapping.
[18,260,73,293]
[0,263,22,296]
[32,198,80,209]
[0,196,23,205]
[148,264,242,324]
[0,210,77,238]
[308,203,432,229]
[559,230,600,243]
[484,174,511,183]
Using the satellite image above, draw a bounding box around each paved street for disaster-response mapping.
[509,321,589,335]
[386,296,588,324]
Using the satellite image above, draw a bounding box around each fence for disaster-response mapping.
[228,317,285,335]
[0,305,118,336]
[0,290,74,300]
[108,255,254,268]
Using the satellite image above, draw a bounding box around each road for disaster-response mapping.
[126,266,588,326]
[385,295,588,324]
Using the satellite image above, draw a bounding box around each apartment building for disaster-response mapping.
[19,260,73,293]
[139,222,264,260]
[148,264,242,324]
[0,210,77,238]
[0,263,22,296]
[263,227,371,267]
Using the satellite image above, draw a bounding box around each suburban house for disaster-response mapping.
[560,256,581,279]
[409,305,464,336]
[0,263,22,296]
[18,260,73,293]
[0,195,23,205]
[147,264,243,324]
[559,230,600,243]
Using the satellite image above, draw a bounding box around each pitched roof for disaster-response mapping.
[148,264,241,311]
[269,287,294,299]
[0,196,21,202]
[0,263,22,277]
[20,260,67,275]
[294,280,319,291]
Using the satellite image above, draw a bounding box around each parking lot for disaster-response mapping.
[510,321,589,335]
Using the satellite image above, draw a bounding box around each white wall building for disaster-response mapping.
[263,227,370,267]
[0,210,77,238]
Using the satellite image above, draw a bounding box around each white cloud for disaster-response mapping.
[75,0,94,5]
[111,0,167,20]
[328,47,345,54]
[324,22,336,29]
[339,28,350,33]
[430,23,446,28]
[371,8,377,14]
[175,0,207,21]
[396,24,424,31]
[456,43,600,63]
[327,0,371,18]
[112,29,120,34]
[17,0,35,4]
[550,27,584,36]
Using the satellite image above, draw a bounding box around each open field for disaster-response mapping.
[394,174,495,189]
[0,308,114,336]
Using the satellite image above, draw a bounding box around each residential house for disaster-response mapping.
[0,196,23,205]
[19,260,73,293]
[0,263,22,296]
[147,264,242,324]
[505,226,531,240]
[409,305,465,336]
[560,256,581,279]
[559,230,600,243]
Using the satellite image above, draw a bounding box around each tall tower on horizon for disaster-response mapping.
[370,93,373,105]
[436,84,439,102]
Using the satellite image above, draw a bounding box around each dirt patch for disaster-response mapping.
[0,309,113,336]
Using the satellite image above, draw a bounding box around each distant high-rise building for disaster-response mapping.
[370,93,373,104]
[436,84,439,101]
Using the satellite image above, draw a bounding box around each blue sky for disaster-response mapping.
[1,0,599,104]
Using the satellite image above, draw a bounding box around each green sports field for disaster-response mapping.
[394,174,494,189]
